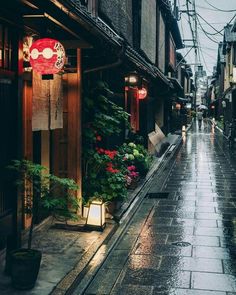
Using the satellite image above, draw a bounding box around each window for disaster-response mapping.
[169,35,176,69]
[233,43,236,66]
[0,24,13,70]
[80,0,98,16]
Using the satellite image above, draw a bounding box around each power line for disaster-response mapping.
[196,13,224,36]
[203,0,236,13]
[197,20,220,44]
[200,47,217,60]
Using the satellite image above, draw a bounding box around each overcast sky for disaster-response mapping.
[176,0,236,76]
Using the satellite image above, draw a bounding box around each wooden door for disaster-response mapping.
[0,77,17,250]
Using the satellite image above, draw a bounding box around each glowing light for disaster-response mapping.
[86,200,106,231]
[137,87,148,100]
[29,38,65,74]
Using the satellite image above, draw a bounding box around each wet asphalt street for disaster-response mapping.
[80,121,236,295]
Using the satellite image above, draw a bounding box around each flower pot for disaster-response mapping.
[10,248,42,290]
[106,200,122,216]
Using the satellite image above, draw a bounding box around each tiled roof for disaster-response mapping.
[224,24,236,43]
[64,0,171,86]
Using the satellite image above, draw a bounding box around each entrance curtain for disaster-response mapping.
[32,72,63,131]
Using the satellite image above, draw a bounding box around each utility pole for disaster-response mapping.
[173,0,177,18]
[193,0,198,110]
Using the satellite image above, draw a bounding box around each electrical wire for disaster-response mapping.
[186,0,197,49]
[197,18,220,44]
[200,47,218,60]
[203,0,236,13]
[196,13,224,36]
[195,5,222,12]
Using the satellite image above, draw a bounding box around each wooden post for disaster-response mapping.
[67,49,82,215]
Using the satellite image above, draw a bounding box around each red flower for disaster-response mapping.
[97,148,104,154]
[96,135,102,141]
[127,165,136,171]
[106,162,120,173]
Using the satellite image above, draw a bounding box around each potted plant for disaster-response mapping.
[82,81,130,214]
[7,159,79,290]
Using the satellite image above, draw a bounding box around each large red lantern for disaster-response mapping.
[29,38,65,74]
[137,87,148,100]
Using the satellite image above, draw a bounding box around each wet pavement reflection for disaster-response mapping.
[83,121,236,295]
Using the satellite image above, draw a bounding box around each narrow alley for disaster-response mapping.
[76,121,236,295]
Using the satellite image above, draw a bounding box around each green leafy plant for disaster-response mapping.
[82,81,130,204]
[7,159,79,249]
[118,142,152,177]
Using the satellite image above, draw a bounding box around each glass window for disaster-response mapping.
[0,24,14,70]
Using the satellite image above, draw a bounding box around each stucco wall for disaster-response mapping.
[158,12,165,72]
[99,0,133,45]
[140,0,156,63]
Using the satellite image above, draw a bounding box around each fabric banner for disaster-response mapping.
[32,72,63,131]
[49,74,63,130]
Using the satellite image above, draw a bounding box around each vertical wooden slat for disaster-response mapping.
[52,49,82,215]
[67,49,82,214]
[22,78,33,228]
[22,79,33,161]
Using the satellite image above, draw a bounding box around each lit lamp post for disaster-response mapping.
[85,200,106,231]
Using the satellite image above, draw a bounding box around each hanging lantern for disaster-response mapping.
[137,87,148,100]
[29,38,65,75]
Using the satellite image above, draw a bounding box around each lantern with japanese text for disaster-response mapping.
[29,38,65,75]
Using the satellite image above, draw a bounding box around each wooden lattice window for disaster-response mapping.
[0,23,13,71]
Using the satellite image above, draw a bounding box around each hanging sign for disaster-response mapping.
[29,38,65,74]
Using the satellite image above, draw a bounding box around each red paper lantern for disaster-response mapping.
[137,87,148,100]
[29,38,65,74]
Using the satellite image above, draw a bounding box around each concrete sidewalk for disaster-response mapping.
[0,133,183,295]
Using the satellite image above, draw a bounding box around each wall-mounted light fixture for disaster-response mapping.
[125,72,142,88]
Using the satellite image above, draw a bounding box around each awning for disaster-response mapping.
[169,78,184,96]
[25,0,171,87]
[177,97,189,102]
[125,46,171,86]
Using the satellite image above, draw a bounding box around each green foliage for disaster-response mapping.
[82,81,130,203]
[7,159,80,248]
[118,142,153,177]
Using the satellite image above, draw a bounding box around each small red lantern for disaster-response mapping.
[137,87,148,100]
[29,38,65,74]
